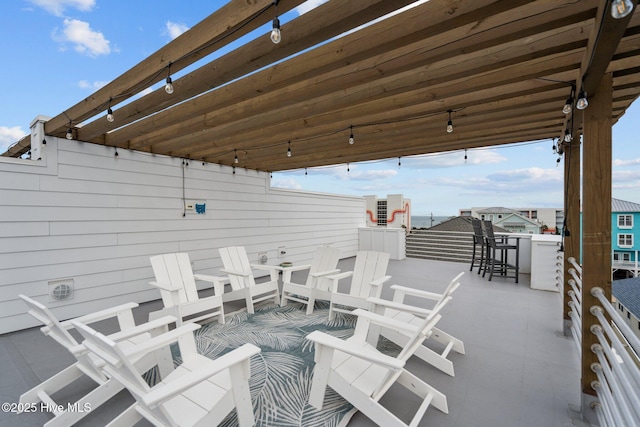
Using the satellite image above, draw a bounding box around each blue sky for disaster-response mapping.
[1,0,638,216]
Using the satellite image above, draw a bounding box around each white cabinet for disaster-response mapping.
[530,235,563,292]
[358,227,406,260]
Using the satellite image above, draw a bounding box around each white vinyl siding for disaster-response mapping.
[0,138,364,333]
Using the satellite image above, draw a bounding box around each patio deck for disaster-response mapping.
[0,257,582,427]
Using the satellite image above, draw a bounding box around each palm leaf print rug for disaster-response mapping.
[176,300,400,427]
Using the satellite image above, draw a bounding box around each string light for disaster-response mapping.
[576,89,588,110]
[348,125,355,144]
[287,141,292,157]
[464,148,468,163]
[562,86,574,115]
[398,156,401,168]
[66,122,73,140]
[446,110,454,133]
[270,0,281,44]
[165,76,174,94]
[106,97,114,123]
[234,149,239,164]
[564,129,572,142]
[305,168,307,175]
[347,162,350,173]
[611,0,634,18]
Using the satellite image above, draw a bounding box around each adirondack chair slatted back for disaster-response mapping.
[219,246,256,290]
[18,295,107,383]
[349,251,390,298]
[73,322,176,426]
[309,246,341,291]
[150,253,199,307]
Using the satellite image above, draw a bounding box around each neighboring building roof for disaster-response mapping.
[612,198,640,212]
[476,207,517,214]
[430,216,508,232]
[613,276,640,318]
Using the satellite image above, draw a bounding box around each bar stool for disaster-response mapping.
[470,218,486,274]
[482,220,520,283]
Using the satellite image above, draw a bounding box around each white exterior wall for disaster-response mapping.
[0,138,364,334]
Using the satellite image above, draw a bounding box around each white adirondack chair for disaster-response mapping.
[327,251,391,320]
[17,295,174,427]
[149,252,227,325]
[280,245,341,314]
[218,246,280,314]
[368,272,466,376]
[73,319,261,427]
[306,299,451,427]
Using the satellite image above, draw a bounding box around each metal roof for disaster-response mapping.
[612,198,640,212]
[613,276,640,318]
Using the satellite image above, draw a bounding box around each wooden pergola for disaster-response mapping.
[3,0,639,421]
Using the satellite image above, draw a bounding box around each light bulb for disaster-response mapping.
[165,76,174,94]
[576,90,588,110]
[611,0,634,18]
[446,120,453,133]
[106,107,114,122]
[66,128,73,140]
[348,127,354,144]
[234,150,239,164]
[287,143,292,157]
[271,18,281,44]
[564,130,572,143]
[562,97,573,115]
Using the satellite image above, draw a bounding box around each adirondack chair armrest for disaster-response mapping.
[282,263,312,273]
[366,297,433,318]
[107,315,178,342]
[327,271,353,292]
[309,268,341,278]
[149,280,181,292]
[59,302,139,331]
[306,331,404,371]
[389,285,442,302]
[193,274,228,294]
[250,264,280,273]
[68,316,178,359]
[220,268,252,278]
[370,275,391,287]
[142,343,261,407]
[120,323,201,360]
[351,309,419,335]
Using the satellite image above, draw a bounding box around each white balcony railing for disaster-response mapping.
[566,257,640,426]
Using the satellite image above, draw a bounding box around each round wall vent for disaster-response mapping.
[51,283,73,300]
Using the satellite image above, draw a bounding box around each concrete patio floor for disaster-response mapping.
[0,257,582,427]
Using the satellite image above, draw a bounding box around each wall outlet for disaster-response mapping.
[185,202,195,210]
[278,246,286,258]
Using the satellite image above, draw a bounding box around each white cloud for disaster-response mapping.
[78,79,109,90]
[294,0,329,15]
[55,18,111,57]
[341,168,398,181]
[0,126,28,153]
[271,177,302,190]
[165,21,189,40]
[613,157,640,166]
[402,149,507,168]
[29,0,95,17]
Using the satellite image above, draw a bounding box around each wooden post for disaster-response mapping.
[581,73,612,400]
[563,135,581,330]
